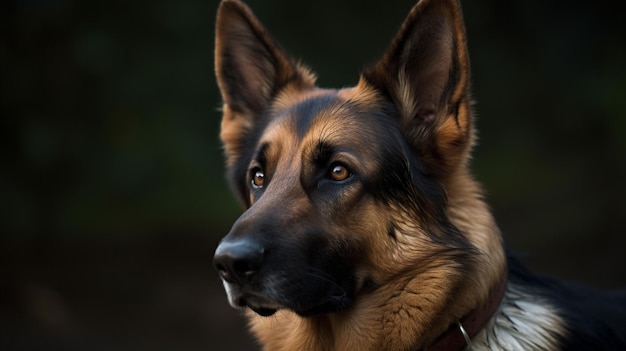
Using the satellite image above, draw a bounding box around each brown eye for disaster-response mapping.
[330,164,351,181]
[251,169,265,189]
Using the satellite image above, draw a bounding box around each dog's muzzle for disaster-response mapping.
[214,231,357,317]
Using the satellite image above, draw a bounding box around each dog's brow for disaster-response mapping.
[309,141,335,168]
[253,142,269,166]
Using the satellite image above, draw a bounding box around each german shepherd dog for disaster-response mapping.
[212,0,626,349]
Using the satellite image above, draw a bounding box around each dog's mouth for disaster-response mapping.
[249,305,278,317]
[232,293,282,317]
[232,289,353,317]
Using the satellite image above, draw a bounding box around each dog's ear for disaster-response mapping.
[361,0,472,177]
[215,0,315,166]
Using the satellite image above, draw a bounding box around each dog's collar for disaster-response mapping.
[426,268,508,351]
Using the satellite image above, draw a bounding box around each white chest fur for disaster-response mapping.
[469,283,566,350]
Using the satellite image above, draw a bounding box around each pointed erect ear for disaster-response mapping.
[215,0,315,165]
[361,0,473,177]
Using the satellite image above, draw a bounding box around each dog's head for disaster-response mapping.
[213,0,494,319]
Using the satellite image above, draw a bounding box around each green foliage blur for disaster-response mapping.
[2,0,240,241]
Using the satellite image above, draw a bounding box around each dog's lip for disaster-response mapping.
[236,294,283,317]
[226,282,354,317]
[240,293,351,317]
[249,305,278,317]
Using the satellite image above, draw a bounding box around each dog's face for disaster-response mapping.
[215,86,465,317]
[215,90,393,316]
[213,0,488,319]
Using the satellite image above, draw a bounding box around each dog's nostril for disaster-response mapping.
[216,255,261,284]
[215,263,234,282]
[213,241,264,284]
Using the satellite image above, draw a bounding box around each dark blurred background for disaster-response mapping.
[1,0,625,350]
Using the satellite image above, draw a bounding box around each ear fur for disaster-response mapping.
[215,0,315,166]
[361,0,473,178]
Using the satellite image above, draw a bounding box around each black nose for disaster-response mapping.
[213,240,264,285]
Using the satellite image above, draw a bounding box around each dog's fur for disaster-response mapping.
[212,0,626,350]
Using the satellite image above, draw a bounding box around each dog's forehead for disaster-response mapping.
[260,87,387,151]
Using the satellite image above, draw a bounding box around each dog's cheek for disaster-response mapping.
[335,201,395,279]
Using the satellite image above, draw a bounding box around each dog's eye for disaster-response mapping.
[251,169,265,189]
[329,163,351,181]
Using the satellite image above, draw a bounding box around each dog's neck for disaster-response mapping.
[426,268,508,351]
